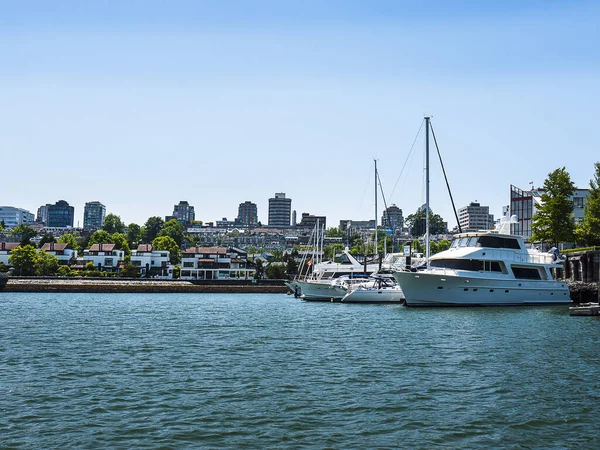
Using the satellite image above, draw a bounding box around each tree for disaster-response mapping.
[158,219,185,247]
[253,259,264,280]
[266,262,286,279]
[9,244,38,275]
[111,233,131,257]
[430,239,452,255]
[88,230,114,246]
[10,224,37,246]
[531,167,575,247]
[126,223,143,249]
[36,250,59,276]
[102,213,125,234]
[285,258,298,278]
[38,234,56,248]
[58,233,80,253]
[405,206,447,237]
[327,227,345,238]
[152,235,181,265]
[0,219,5,233]
[144,216,164,243]
[324,243,345,260]
[575,162,600,246]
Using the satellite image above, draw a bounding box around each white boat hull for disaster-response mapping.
[297,280,347,301]
[341,287,404,304]
[394,271,571,306]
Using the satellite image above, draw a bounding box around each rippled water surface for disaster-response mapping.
[2,292,600,448]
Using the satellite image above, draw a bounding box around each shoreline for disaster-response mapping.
[0,277,289,294]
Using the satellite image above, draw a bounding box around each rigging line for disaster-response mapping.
[430,121,462,234]
[389,119,424,201]
[377,170,398,251]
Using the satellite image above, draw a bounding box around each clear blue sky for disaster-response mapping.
[2,1,599,229]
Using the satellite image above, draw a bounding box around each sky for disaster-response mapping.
[2,0,599,229]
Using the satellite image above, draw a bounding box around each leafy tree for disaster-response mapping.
[327,227,345,238]
[58,233,80,253]
[102,213,125,234]
[144,216,164,243]
[152,235,181,265]
[531,167,575,247]
[324,243,345,260]
[121,262,139,278]
[430,239,452,255]
[36,250,59,276]
[88,230,114,247]
[270,249,284,262]
[10,224,37,246]
[405,206,447,237]
[0,219,5,232]
[38,234,57,248]
[575,162,600,246]
[266,262,286,279]
[285,258,298,277]
[57,265,73,277]
[9,244,38,275]
[126,223,143,248]
[158,219,185,247]
[253,259,264,280]
[111,233,131,257]
[0,262,9,272]
[85,261,96,271]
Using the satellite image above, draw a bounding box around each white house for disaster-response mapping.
[0,242,19,266]
[40,243,77,265]
[130,244,172,278]
[180,246,253,280]
[83,243,125,272]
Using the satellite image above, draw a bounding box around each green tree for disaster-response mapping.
[575,162,600,246]
[327,227,345,238]
[126,223,143,248]
[430,239,452,255]
[58,233,80,253]
[144,216,164,243]
[158,219,185,247]
[270,249,284,262]
[9,244,38,275]
[0,219,5,233]
[253,259,264,280]
[57,265,73,277]
[88,230,114,247]
[531,167,576,247]
[10,224,37,246]
[102,213,125,234]
[405,206,447,237]
[324,243,345,260]
[285,258,298,278]
[38,234,56,248]
[152,235,181,265]
[266,262,286,279]
[36,250,59,276]
[111,233,131,257]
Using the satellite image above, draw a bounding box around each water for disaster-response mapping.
[1,293,600,449]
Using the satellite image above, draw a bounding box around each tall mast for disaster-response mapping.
[374,159,378,258]
[425,117,430,267]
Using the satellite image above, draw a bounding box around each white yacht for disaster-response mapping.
[393,230,570,306]
[341,275,404,304]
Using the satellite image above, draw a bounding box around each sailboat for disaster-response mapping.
[393,117,570,306]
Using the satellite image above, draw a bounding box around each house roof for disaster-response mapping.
[0,242,20,251]
[184,246,227,255]
[136,244,152,252]
[41,243,68,252]
[89,243,116,252]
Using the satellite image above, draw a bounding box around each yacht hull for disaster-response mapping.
[341,287,404,304]
[297,280,347,301]
[394,271,571,306]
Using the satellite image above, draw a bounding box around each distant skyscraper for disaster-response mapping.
[0,206,35,229]
[268,193,292,227]
[236,201,258,227]
[298,213,326,230]
[84,201,106,230]
[458,201,494,232]
[170,201,195,225]
[381,204,403,231]
[36,204,50,224]
[47,200,75,228]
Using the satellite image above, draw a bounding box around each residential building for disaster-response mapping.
[236,201,258,227]
[457,202,494,232]
[381,204,403,231]
[47,200,75,228]
[83,243,125,271]
[180,246,251,280]
[130,244,172,278]
[216,218,238,228]
[40,243,77,265]
[297,212,327,230]
[268,193,292,227]
[167,201,195,225]
[339,219,376,232]
[0,206,35,229]
[0,242,20,266]
[83,201,106,230]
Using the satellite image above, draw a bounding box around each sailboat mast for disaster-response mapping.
[425,116,430,267]
[374,159,378,259]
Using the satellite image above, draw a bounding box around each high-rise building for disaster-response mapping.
[381,204,403,231]
[236,201,258,227]
[458,201,494,233]
[36,204,50,224]
[47,200,75,228]
[83,201,106,230]
[169,201,195,225]
[268,193,292,227]
[0,206,35,229]
[298,213,326,230]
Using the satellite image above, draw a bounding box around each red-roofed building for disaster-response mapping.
[40,242,77,265]
[83,243,125,272]
[0,242,20,266]
[130,244,173,278]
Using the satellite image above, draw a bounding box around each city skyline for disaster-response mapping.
[2,1,599,228]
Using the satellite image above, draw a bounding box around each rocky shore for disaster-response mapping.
[567,281,599,304]
[0,277,289,294]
